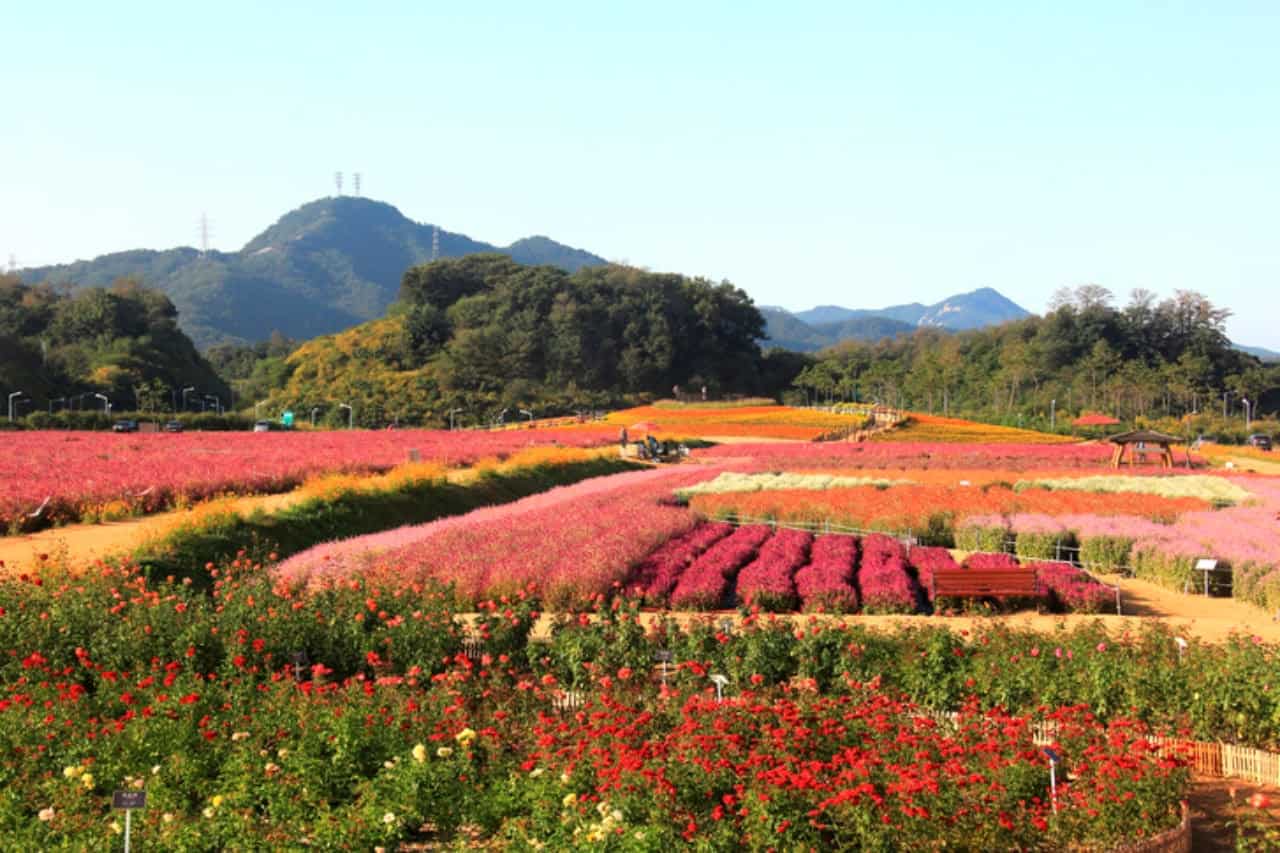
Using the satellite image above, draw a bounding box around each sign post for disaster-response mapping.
[1195,559,1219,597]
[1041,748,1061,813]
[112,790,146,851]
[654,650,672,686]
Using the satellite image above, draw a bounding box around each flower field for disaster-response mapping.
[603,404,863,440]
[278,467,719,607]
[10,553,1270,848]
[695,440,1118,470]
[872,413,1076,443]
[0,428,615,533]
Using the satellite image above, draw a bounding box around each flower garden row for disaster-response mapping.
[628,522,1115,614]
[8,554,1266,848]
[0,427,615,533]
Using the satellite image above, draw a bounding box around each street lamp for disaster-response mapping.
[49,397,66,415]
[206,395,222,415]
[1243,397,1253,431]
[255,401,264,421]
[497,407,509,426]
[447,408,463,430]
[8,391,24,422]
[310,407,320,427]
[520,408,533,423]
[93,393,109,415]
[338,403,353,429]
[181,386,196,411]
[1050,399,1056,432]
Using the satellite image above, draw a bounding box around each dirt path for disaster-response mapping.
[1188,778,1280,851]
[0,490,307,572]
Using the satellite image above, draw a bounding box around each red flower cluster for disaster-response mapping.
[670,525,773,610]
[735,528,811,612]
[793,534,859,612]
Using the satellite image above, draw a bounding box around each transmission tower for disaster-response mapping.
[431,226,440,261]
[353,172,362,196]
[334,171,344,195]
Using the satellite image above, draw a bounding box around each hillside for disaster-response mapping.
[0,275,228,411]
[18,197,607,348]
[261,256,778,427]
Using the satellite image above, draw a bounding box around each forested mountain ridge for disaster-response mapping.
[0,274,229,412]
[257,255,801,427]
[793,285,1279,421]
[17,197,607,348]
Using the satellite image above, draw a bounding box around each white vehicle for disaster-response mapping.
[253,420,271,432]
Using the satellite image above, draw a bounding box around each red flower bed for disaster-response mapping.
[858,535,918,614]
[793,534,859,612]
[628,521,734,604]
[734,528,811,612]
[669,525,772,610]
[907,545,958,594]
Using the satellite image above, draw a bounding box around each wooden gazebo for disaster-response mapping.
[1107,429,1180,469]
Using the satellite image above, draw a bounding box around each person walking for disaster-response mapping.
[619,426,628,447]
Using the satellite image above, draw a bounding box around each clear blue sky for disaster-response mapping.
[4,2,1279,345]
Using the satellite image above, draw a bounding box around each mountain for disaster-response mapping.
[1236,343,1280,362]
[17,197,607,348]
[764,288,1030,352]
[794,287,1030,332]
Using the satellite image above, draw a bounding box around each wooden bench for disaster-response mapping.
[931,568,1039,600]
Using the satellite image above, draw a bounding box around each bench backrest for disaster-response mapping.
[932,568,1038,597]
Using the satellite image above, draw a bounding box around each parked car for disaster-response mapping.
[253,421,272,433]
[163,420,184,433]
[1248,433,1272,451]
[112,419,138,433]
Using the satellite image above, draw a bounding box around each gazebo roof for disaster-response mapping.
[1073,412,1121,427]
[1107,429,1181,445]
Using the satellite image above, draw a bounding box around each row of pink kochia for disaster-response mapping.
[629,523,1115,614]
[628,525,921,614]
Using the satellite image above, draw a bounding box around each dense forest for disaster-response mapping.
[254,255,803,426]
[793,285,1279,426]
[0,274,229,417]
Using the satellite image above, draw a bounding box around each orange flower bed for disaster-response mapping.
[604,405,860,441]
[688,484,1208,532]
[875,413,1074,444]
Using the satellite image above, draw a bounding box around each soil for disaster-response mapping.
[1187,778,1280,851]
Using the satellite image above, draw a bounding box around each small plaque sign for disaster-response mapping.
[113,790,147,810]
[653,650,673,664]
[1042,747,1061,764]
[1195,559,1218,571]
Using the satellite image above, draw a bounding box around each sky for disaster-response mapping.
[3,2,1279,345]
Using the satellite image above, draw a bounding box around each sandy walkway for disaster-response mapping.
[0,490,307,572]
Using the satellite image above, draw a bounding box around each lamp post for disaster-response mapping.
[338,403,353,429]
[1050,399,1056,431]
[255,401,264,421]
[181,386,195,411]
[206,395,221,415]
[49,397,66,415]
[93,393,109,415]
[311,407,320,427]
[497,408,509,426]
[8,391,24,422]
[448,408,463,430]
[1243,397,1253,431]
[520,409,533,423]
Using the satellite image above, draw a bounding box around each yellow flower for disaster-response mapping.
[382,812,397,825]
[211,794,225,808]
[202,807,214,819]
[529,767,545,778]
[562,793,578,809]
[436,746,453,758]
[110,820,123,835]
[231,731,250,742]
[62,765,82,779]
[80,774,95,790]
[455,727,477,746]
[162,813,175,824]
[37,807,54,822]
[412,743,427,763]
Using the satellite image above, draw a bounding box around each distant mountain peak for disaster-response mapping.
[18,197,608,347]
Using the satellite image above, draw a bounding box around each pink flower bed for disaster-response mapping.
[908,546,958,598]
[1033,561,1116,614]
[962,553,1022,570]
[735,528,812,612]
[695,442,1115,471]
[277,467,715,606]
[858,534,918,614]
[0,427,617,530]
[793,534,859,612]
[628,521,734,604]
[669,524,773,610]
